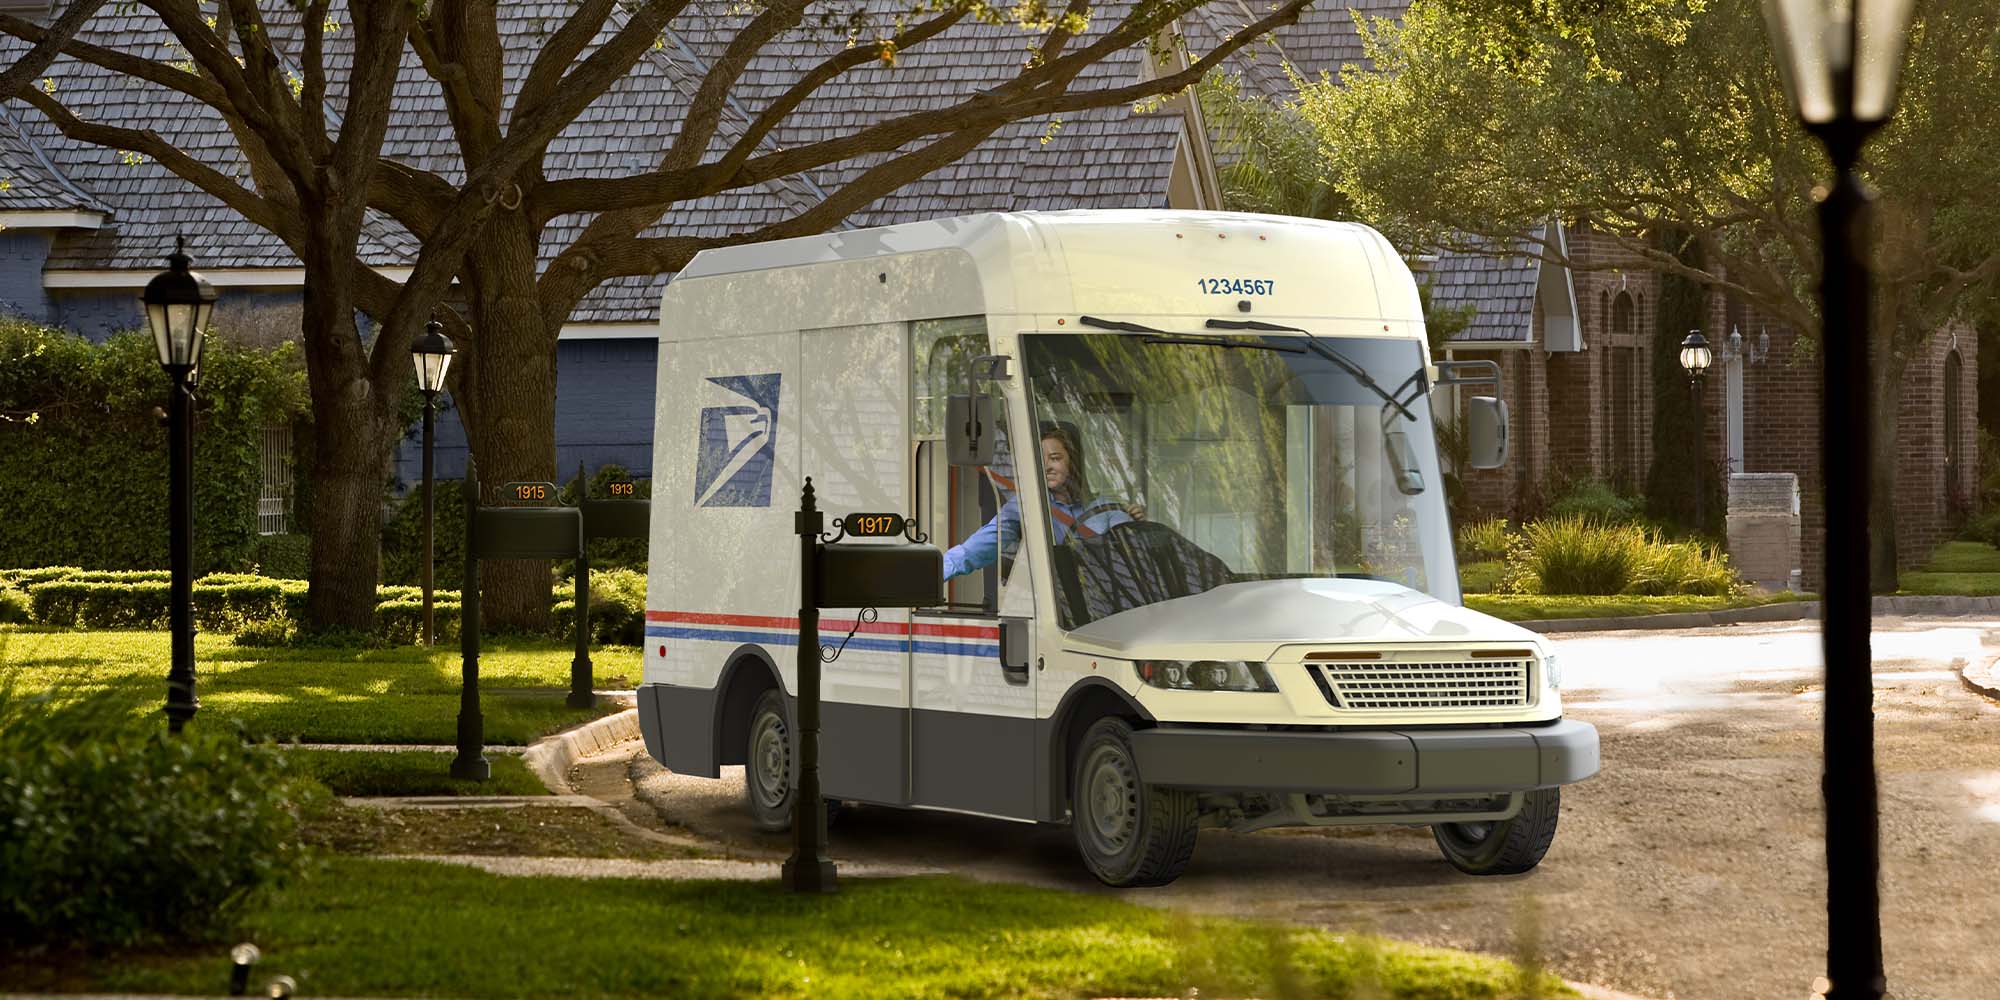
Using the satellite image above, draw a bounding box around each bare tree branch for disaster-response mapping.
[538,0,1315,221]
[661,0,812,173]
[0,10,224,104]
[17,87,291,237]
[514,0,617,121]
[0,0,108,100]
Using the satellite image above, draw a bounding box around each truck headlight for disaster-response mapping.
[1542,653,1561,690]
[1135,660,1276,692]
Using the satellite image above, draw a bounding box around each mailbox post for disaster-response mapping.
[571,463,651,709]
[783,478,942,893]
[453,459,590,781]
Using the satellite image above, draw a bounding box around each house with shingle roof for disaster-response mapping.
[0,0,1972,580]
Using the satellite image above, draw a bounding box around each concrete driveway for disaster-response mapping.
[629,617,2000,1000]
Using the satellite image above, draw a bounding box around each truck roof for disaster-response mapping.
[660,209,1425,342]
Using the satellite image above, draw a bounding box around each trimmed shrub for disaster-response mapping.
[252,533,310,580]
[0,582,26,624]
[1455,518,1515,563]
[0,683,320,949]
[1546,478,1644,525]
[552,567,647,646]
[1,566,83,586]
[374,598,462,646]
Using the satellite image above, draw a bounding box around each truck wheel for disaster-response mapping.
[1433,787,1561,875]
[744,689,794,831]
[1070,717,1199,887]
[742,688,842,833]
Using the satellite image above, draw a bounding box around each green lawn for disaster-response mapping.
[12,857,1567,1000]
[1898,541,2000,596]
[0,628,628,744]
[1465,592,1811,622]
[285,748,550,796]
[1458,559,1504,595]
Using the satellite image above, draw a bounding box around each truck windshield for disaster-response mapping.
[1020,332,1459,629]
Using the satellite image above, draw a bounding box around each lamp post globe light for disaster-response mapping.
[1759,2,1915,998]
[142,237,216,735]
[411,319,456,647]
[1680,331,1713,532]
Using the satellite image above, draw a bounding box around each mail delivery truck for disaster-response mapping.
[639,210,1599,887]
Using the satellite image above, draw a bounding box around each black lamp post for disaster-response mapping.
[1679,331,1713,531]
[411,319,456,647]
[142,236,216,735]
[1759,2,1914,998]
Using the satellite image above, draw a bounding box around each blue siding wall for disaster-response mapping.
[51,289,143,339]
[0,231,54,322]
[392,337,659,490]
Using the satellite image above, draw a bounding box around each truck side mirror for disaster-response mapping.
[1384,430,1426,495]
[946,394,994,466]
[1466,396,1509,469]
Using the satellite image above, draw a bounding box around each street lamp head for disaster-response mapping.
[411,318,456,396]
[1761,0,1915,127]
[142,236,217,376]
[1680,331,1713,377]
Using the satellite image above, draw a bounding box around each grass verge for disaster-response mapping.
[1466,592,1811,622]
[10,857,1571,1000]
[1894,541,2000,596]
[285,749,549,797]
[304,804,701,860]
[0,628,627,744]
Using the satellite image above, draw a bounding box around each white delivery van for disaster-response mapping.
[639,210,1598,887]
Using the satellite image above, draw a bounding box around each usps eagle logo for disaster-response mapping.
[693,373,781,508]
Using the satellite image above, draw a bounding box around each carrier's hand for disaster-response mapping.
[1123,502,1146,521]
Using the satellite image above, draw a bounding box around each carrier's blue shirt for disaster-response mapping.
[942,496,1133,579]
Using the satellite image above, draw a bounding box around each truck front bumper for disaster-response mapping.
[1129,718,1599,795]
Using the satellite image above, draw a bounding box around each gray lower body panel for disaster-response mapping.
[819,699,908,806]
[911,708,1036,818]
[642,682,719,778]
[1130,719,1600,795]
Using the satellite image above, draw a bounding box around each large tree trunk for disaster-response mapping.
[462,212,558,631]
[299,281,396,631]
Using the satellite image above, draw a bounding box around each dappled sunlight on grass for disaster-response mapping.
[0,627,620,744]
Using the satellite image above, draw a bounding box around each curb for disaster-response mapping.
[1958,654,2000,701]
[521,706,642,793]
[1518,594,2000,634]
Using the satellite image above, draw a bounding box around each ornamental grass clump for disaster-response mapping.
[1455,517,1516,563]
[0,679,321,951]
[1499,515,1741,597]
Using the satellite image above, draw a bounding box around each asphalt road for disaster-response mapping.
[629,617,2000,1000]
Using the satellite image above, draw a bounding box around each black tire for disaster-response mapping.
[741,688,843,833]
[744,689,794,832]
[1433,787,1561,876]
[1069,717,1200,887]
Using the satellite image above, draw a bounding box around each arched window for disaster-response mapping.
[1945,350,1964,509]
[1612,292,1634,338]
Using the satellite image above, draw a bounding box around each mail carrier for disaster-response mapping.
[638,210,1599,887]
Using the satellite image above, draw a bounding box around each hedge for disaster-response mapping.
[10,567,642,647]
[0,321,308,575]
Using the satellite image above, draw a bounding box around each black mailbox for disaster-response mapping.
[474,507,581,560]
[816,542,942,609]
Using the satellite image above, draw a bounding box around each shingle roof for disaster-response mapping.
[1181,0,1407,101]
[5,1,1193,322]
[1428,229,1545,343]
[0,102,108,214]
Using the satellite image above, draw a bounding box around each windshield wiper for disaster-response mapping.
[1139,332,1305,354]
[1205,319,1415,422]
[1079,315,1170,334]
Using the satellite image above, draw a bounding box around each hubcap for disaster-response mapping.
[1447,820,1496,847]
[750,710,790,810]
[1081,743,1139,856]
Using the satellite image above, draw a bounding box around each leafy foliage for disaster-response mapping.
[1546,477,1645,525]
[1499,515,1739,595]
[0,681,319,950]
[1455,517,1516,563]
[0,321,308,574]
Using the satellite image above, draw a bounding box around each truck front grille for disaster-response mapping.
[1310,660,1532,710]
